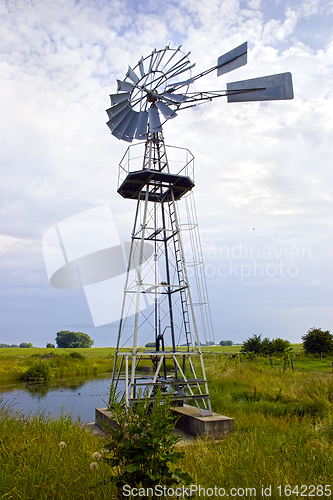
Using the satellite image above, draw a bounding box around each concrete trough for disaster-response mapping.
[95,405,234,440]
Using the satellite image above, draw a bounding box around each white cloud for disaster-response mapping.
[0,0,332,346]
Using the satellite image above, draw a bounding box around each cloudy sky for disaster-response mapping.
[0,0,332,347]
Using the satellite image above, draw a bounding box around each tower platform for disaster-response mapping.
[117,169,195,201]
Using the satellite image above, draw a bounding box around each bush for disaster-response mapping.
[23,359,51,380]
[302,327,333,354]
[99,387,192,489]
[46,343,55,348]
[69,351,85,360]
[241,335,291,355]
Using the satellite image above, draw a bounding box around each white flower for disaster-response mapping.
[92,452,101,461]
[90,462,99,471]
[59,442,66,448]
[101,448,109,455]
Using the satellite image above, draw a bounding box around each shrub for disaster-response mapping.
[23,359,51,380]
[69,351,85,360]
[241,335,292,355]
[302,327,333,354]
[99,387,192,490]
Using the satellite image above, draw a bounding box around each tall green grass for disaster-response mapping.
[0,399,117,499]
[180,359,333,498]
[1,358,333,498]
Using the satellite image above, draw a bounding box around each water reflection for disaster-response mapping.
[0,374,113,423]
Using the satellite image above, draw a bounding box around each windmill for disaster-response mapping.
[107,43,293,416]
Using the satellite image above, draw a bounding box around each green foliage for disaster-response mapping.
[46,343,55,348]
[69,351,85,360]
[302,327,333,354]
[0,344,18,348]
[23,359,51,380]
[145,342,156,348]
[270,337,292,354]
[19,342,33,348]
[100,387,192,489]
[55,330,94,348]
[241,334,263,354]
[220,340,233,346]
[241,334,291,355]
[0,347,115,382]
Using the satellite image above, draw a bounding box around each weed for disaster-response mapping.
[98,387,192,491]
[23,359,52,380]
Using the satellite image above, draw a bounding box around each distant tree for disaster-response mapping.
[55,331,94,349]
[302,328,333,354]
[219,340,233,346]
[19,342,33,348]
[46,343,55,348]
[241,334,263,354]
[145,342,156,348]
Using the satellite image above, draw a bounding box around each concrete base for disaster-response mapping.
[95,408,118,433]
[172,404,234,438]
[95,405,234,440]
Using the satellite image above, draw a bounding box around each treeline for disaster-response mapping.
[240,328,332,355]
[0,343,33,348]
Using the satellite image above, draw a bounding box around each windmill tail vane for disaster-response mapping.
[106,42,294,412]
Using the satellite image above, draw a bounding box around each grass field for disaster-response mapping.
[1,352,333,499]
[0,347,116,382]
[0,345,332,383]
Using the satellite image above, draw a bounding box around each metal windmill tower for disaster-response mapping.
[106,43,293,415]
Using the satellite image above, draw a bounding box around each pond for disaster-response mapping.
[0,373,114,423]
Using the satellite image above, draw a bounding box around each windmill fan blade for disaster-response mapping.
[106,105,132,131]
[111,108,135,137]
[162,93,187,103]
[148,106,162,132]
[135,111,148,139]
[126,66,140,84]
[117,80,135,92]
[227,72,294,102]
[217,42,247,77]
[166,78,193,90]
[138,58,145,77]
[106,100,129,120]
[112,129,133,143]
[156,101,177,119]
[110,92,131,106]
[124,111,139,140]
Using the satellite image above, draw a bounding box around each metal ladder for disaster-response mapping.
[168,200,192,348]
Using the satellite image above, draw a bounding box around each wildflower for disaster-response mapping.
[59,442,66,448]
[92,451,101,461]
[101,448,109,455]
[133,434,140,441]
[90,462,98,471]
